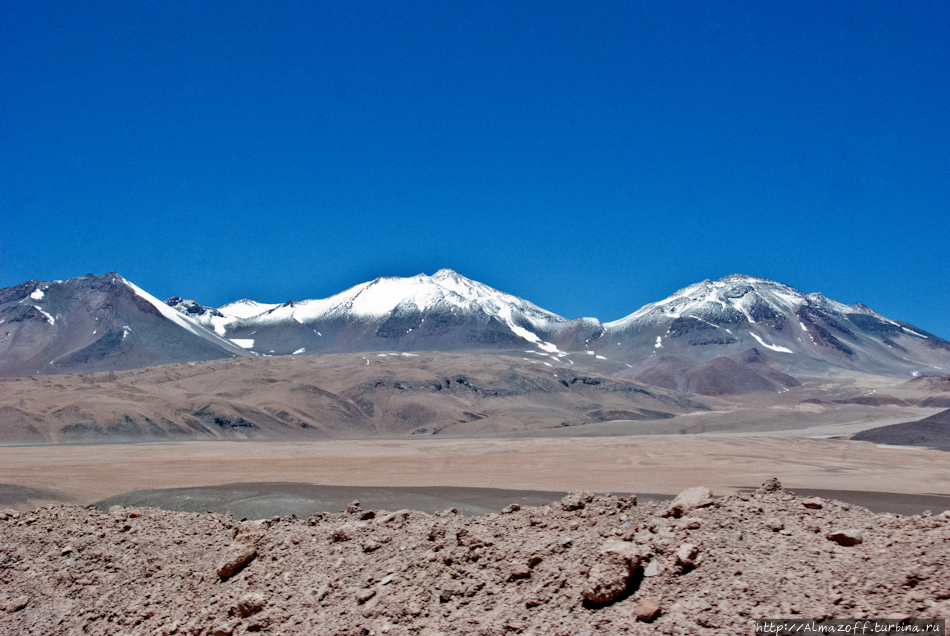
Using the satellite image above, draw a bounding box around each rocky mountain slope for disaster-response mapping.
[2,480,948,635]
[0,273,249,377]
[599,275,950,377]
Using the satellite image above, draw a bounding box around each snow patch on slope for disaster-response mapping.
[749,331,793,353]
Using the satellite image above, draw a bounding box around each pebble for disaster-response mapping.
[635,596,662,621]
[826,530,863,546]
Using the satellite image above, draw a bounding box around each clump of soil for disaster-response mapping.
[1,481,948,635]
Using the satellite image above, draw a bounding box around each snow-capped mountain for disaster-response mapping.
[598,274,950,376]
[171,269,603,356]
[0,273,250,377]
[2,270,948,379]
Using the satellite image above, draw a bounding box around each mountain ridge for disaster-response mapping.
[1,270,948,379]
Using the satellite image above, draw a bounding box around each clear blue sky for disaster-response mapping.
[2,1,948,335]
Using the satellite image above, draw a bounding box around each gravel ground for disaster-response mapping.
[1,480,948,635]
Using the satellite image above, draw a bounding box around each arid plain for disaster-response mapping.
[2,352,948,516]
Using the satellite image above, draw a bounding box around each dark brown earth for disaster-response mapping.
[2,480,948,635]
[851,409,950,451]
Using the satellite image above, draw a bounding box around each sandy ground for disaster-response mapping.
[2,433,948,514]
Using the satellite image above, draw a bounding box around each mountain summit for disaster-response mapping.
[601,274,950,376]
[1,271,947,378]
[185,269,598,356]
[0,273,249,377]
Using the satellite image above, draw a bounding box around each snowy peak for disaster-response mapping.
[218,299,279,319]
[608,274,807,330]
[265,270,566,327]
[603,274,950,376]
[0,272,250,377]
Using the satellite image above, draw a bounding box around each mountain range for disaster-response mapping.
[2,269,948,381]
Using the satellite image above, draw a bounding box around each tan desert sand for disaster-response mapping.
[3,432,948,512]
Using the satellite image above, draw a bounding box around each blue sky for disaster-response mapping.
[2,1,949,335]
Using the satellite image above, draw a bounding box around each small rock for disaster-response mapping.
[886,613,910,621]
[377,509,411,525]
[356,588,376,604]
[232,593,267,618]
[501,504,521,514]
[362,540,382,553]
[209,621,236,636]
[755,478,783,494]
[643,560,662,577]
[128,509,142,518]
[360,510,376,520]
[506,623,525,632]
[61,545,74,556]
[767,517,785,531]
[217,542,257,578]
[581,540,641,604]
[5,596,29,613]
[346,500,362,514]
[676,543,700,568]
[439,589,454,603]
[560,491,595,511]
[559,536,573,548]
[509,566,531,580]
[662,487,713,518]
[826,530,863,546]
[635,596,662,621]
[380,573,395,585]
[802,497,824,509]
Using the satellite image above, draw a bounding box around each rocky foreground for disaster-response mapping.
[1,480,948,635]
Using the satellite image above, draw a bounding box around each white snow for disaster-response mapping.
[36,307,55,324]
[748,332,793,353]
[401,353,418,357]
[231,339,255,349]
[124,279,210,339]
[595,355,607,360]
[292,348,306,355]
[122,326,131,340]
[218,299,280,319]
[30,288,45,300]
[901,327,928,339]
[586,351,595,355]
[654,336,663,349]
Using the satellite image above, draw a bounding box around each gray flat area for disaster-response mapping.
[0,484,65,507]
[89,482,950,520]
[739,487,950,517]
[92,482,673,519]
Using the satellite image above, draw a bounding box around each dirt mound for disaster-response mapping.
[2,481,949,635]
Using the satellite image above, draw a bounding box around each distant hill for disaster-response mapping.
[851,409,950,451]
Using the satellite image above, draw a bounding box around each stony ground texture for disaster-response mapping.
[1,480,948,635]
